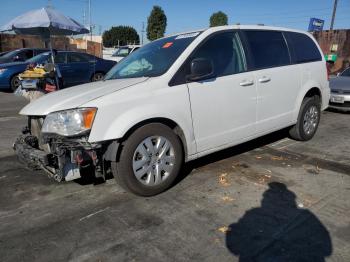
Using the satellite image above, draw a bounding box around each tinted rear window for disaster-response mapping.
[285,32,322,63]
[243,30,290,70]
[341,68,350,77]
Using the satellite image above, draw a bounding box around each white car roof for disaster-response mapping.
[167,24,311,38]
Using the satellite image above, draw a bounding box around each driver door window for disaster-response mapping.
[190,32,246,77]
[16,50,34,61]
[63,53,92,85]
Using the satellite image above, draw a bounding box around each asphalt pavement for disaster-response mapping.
[0,92,349,262]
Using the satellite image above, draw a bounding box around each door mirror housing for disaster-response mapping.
[13,55,22,62]
[187,58,215,81]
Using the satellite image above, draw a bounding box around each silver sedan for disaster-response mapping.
[329,67,350,111]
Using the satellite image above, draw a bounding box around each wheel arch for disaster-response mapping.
[294,83,323,121]
[104,117,189,162]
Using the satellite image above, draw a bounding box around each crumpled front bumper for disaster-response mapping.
[14,135,49,167]
[13,133,105,182]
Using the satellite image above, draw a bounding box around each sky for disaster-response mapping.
[1,0,350,41]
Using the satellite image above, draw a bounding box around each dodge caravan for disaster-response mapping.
[14,25,330,196]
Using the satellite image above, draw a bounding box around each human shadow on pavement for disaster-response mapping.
[225,182,332,262]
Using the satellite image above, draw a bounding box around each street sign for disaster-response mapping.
[308,18,325,32]
[325,54,338,62]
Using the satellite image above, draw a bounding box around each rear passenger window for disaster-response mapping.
[285,32,322,63]
[244,31,290,70]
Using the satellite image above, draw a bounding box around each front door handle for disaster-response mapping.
[258,76,271,83]
[240,80,254,86]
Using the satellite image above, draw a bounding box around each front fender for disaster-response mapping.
[86,84,197,157]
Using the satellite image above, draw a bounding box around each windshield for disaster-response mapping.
[105,32,201,80]
[112,47,130,57]
[26,52,50,64]
[341,68,350,77]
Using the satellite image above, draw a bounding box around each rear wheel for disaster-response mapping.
[10,75,21,91]
[112,123,183,196]
[91,72,104,82]
[289,96,321,141]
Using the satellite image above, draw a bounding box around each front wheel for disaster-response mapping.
[91,72,104,82]
[10,75,21,91]
[112,123,183,196]
[289,96,321,141]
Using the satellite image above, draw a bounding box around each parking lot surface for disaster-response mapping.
[0,92,349,261]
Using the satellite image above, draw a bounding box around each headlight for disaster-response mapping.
[0,68,7,75]
[42,108,97,136]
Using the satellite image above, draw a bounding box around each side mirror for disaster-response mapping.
[337,72,341,77]
[13,55,22,62]
[187,58,215,82]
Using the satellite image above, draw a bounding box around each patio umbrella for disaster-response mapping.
[0,6,89,36]
[0,6,89,88]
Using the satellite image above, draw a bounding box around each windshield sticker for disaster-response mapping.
[175,32,200,40]
[162,42,174,48]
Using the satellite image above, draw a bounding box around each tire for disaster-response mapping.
[111,123,183,196]
[91,72,104,82]
[10,75,21,91]
[289,96,321,141]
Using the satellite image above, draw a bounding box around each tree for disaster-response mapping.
[102,26,140,47]
[210,11,228,27]
[147,6,167,41]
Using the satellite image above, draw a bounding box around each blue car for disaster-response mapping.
[0,51,117,91]
[0,48,49,64]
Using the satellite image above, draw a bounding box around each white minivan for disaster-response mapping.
[15,25,330,196]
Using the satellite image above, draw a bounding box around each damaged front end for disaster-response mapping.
[13,115,110,182]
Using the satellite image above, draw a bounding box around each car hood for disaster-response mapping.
[330,76,350,91]
[20,77,148,116]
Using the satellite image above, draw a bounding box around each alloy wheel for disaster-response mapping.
[303,105,319,135]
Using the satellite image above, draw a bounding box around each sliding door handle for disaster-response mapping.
[258,76,271,83]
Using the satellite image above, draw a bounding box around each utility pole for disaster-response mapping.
[88,0,92,40]
[141,22,145,45]
[330,0,338,30]
[83,8,86,27]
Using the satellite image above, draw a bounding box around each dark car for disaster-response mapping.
[0,48,49,64]
[329,67,350,111]
[0,51,117,91]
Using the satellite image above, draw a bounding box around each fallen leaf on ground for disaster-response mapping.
[221,196,235,202]
[219,173,231,186]
[218,226,231,233]
[271,156,285,161]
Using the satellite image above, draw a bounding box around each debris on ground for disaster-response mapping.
[302,164,321,175]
